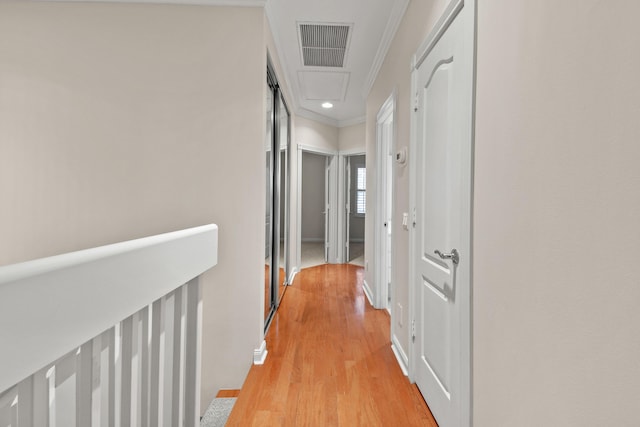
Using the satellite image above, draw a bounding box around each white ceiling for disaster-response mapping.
[39,0,408,127]
[265,0,409,127]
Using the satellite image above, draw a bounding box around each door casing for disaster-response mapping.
[375,92,396,311]
[337,149,366,264]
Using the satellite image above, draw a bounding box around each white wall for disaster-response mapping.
[0,2,265,413]
[366,0,450,362]
[338,122,365,152]
[296,116,339,152]
[474,1,640,425]
[368,0,640,424]
[300,152,326,241]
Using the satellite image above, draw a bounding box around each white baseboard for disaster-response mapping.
[362,280,374,307]
[391,334,409,376]
[301,237,324,243]
[288,268,298,285]
[253,340,268,365]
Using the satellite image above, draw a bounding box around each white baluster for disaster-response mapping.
[77,342,93,427]
[0,226,215,427]
[32,367,48,427]
[139,306,150,427]
[177,285,186,427]
[17,377,34,427]
[162,292,175,426]
[52,350,77,427]
[10,394,18,427]
[0,386,17,427]
[1,280,203,427]
[130,313,140,427]
[184,278,202,427]
[120,317,133,427]
[112,324,120,427]
[45,367,55,427]
[149,298,164,427]
[91,334,102,427]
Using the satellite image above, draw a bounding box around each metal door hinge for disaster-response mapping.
[412,208,417,228]
[411,319,416,343]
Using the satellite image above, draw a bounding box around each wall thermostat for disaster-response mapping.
[395,147,407,165]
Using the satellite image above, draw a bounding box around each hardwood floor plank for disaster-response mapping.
[225,264,437,426]
[216,389,241,398]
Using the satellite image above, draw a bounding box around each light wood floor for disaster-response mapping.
[226,264,438,426]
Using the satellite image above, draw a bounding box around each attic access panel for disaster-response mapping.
[298,22,353,68]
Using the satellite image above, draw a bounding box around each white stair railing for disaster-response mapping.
[0,224,218,427]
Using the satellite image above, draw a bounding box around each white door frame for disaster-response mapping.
[324,156,331,262]
[375,92,396,310]
[296,145,339,270]
[408,0,474,425]
[345,156,351,262]
[337,148,366,264]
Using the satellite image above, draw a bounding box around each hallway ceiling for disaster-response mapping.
[265,0,409,127]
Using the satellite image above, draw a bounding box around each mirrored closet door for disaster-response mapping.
[265,60,290,331]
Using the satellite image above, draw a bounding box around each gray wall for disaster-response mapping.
[300,152,326,241]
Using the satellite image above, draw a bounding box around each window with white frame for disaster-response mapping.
[356,166,366,215]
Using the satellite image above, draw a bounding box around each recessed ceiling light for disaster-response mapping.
[322,102,333,109]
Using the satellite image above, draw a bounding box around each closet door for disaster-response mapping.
[277,93,290,305]
[265,62,290,331]
[264,68,277,328]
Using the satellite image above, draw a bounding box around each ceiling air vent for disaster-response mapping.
[298,23,352,68]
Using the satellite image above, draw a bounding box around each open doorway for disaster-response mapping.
[375,92,395,312]
[300,151,329,269]
[296,145,338,271]
[345,154,366,266]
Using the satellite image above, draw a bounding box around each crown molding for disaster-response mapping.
[295,108,366,129]
[362,0,410,99]
[265,4,301,113]
[338,115,366,128]
[295,108,340,128]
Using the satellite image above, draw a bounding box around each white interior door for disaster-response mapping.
[376,94,394,310]
[383,123,393,311]
[412,2,473,426]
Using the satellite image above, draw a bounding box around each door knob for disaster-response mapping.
[434,249,459,265]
